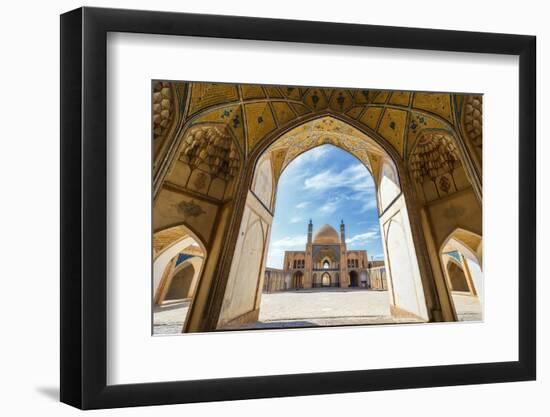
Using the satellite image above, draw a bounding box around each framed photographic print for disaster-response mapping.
[60,6,536,409]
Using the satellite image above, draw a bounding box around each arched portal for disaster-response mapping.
[349,270,359,287]
[293,271,304,289]
[215,115,432,328]
[321,272,331,287]
[164,263,196,301]
[440,228,483,321]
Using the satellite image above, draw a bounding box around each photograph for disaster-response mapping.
[0,0,540,413]
[152,81,484,334]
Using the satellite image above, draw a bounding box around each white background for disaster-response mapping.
[108,34,518,384]
[0,0,546,415]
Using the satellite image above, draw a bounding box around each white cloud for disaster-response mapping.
[289,216,303,224]
[266,249,284,268]
[347,227,380,245]
[296,202,309,209]
[270,234,307,249]
[280,146,331,184]
[304,163,375,193]
[359,198,378,213]
[319,199,340,214]
[291,146,329,167]
[266,234,307,268]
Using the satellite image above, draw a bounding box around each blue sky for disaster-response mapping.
[266,144,384,268]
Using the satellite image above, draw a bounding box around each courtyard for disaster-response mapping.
[153,288,482,334]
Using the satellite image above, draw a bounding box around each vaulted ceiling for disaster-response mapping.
[175,82,464,157]
[155,81,479,191]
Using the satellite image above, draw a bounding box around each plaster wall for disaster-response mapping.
[218,191,273,327]
[426,188,481,248]
[380,194,428,320]
[153,188,219,245]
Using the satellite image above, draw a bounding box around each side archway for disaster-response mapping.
[153,224,206,305]
[161,261,200,302]
[439,228,483,321]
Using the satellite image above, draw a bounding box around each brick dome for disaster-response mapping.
[313,224,340,244]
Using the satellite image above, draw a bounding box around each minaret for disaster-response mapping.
[305,219,313,289]
[340,219,349,288]
[340,219,346,243]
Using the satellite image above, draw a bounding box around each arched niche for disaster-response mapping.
[409,130,472,205]
[321,272,331,287]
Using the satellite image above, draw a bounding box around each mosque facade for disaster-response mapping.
[263,221,387,292]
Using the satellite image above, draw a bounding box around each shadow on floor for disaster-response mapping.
[154,300,190,313]
[240,320,318,329]
[35,386,59,401]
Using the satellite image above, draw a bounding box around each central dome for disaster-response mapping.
[313,224,340,244]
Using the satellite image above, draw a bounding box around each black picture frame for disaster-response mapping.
[60,6,536,410]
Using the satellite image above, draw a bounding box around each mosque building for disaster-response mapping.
[263,220,387,292]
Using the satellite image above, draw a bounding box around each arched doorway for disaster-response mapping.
[440,228,483,321]
[164,263,196,301]
[321,272,331,287]
[349,270,359,287]
[292,271,304,289]
[446,259,469,292]
[215,115,431,327]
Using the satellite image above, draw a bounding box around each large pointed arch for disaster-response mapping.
[195,115,442,330]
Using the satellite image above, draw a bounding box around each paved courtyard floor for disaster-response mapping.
[248,288,405,329]
[153,288,482,335]
[153,299,190,335]
[452,292,483,321]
